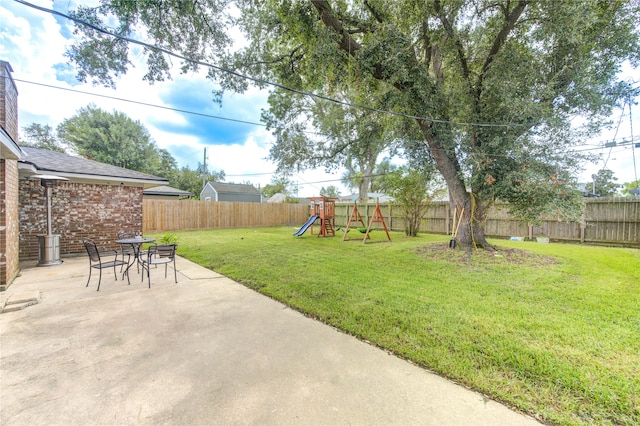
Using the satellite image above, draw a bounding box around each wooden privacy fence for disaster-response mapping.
[333,198,640,247]
[143,200,309,232]
[143,198,640,246]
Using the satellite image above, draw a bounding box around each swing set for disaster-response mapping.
[342,198,391,244]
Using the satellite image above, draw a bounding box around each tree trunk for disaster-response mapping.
[358,162,374,199]
[451,196,495,250]
[416,120,493,249]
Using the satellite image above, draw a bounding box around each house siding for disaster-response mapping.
[201,182,262,203]
[217,192,261,203]
[19,180,143,260]
[200,186,217,201]
[0,159,20,289]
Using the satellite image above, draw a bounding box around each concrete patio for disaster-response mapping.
[1,255,540,425]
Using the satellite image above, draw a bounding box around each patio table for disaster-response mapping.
[115,237,155,279]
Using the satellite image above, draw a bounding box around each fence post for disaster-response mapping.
[446,206,450,235]
[580,222,586,243]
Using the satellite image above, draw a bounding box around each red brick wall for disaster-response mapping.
[0,162,3,284]
[19,180,143,260]
[1,159,21,288]
[0,61,19,143]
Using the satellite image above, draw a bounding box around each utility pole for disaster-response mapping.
[202,147,208,188]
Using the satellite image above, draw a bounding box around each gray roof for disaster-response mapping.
[19,147,168,185]
[143,185,193,197]
[208,181,260,194]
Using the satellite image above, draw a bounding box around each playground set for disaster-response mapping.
[294,196,391,244]
[293,196,336,237]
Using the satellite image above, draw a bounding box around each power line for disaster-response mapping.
[13,75,635,156]
[9,76,334,142]
[14,0,540,129]
[13,78,266,128]
[12,76,635,165]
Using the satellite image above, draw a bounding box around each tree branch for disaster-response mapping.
[311,1,412,89]
[311,1,361,56]
[422,20,431,71]
[434,0,470,82]
[477,1,528,90]
[363,0,385,23]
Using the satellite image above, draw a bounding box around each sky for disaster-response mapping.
[1,0,639,199]
[0,0,350,197]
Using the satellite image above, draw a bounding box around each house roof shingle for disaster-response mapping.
[19,147,168,186]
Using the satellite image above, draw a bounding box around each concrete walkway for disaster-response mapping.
[1,256,540,425]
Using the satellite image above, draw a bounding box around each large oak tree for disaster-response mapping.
[64,0,639,248]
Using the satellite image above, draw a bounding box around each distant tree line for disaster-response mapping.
[20,104,224,198]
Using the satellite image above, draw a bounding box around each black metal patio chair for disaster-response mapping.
[83,239,131,291]
[139,244,177,288]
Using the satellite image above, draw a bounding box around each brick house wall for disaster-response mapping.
[19,180,143,260]
[0,62,19,145]
[1,159,20,288]
[1,60,21,289]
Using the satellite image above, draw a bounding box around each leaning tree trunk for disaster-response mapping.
[416,120,493,249]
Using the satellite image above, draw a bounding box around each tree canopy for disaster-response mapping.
[57,104,178,179]
[64,0,640,247]
[20,123,67,153]
[174,165,225,199]
[261,175,297,200]
[319,185,341,198]
[589,169,620,197]
[263,87,396,198]
[22,105,225,195]
[380,166,445,237]
[620,179,640,196]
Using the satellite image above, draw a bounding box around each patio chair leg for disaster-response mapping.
[86,267,92,287]
[173,259,177,283]
[96,268,102,291]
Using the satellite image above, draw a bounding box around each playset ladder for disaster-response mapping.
[321,217,335,237]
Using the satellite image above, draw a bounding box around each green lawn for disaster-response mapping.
[152,227,640,425]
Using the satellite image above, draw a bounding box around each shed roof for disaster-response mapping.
[207,181,260,194]
[18,147,168,188]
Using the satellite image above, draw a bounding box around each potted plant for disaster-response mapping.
[158,233,179,245]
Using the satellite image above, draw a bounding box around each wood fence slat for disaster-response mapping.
[143,198,639,246]
[143,200,310,232]
[331,199,640,246]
